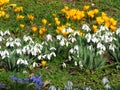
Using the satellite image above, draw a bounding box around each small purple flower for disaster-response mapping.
[10,75,19,82]
[0,84,5,88]
[24,78,29,84]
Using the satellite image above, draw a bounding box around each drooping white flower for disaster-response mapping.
[105,84,111,89]
[0,36,4,42]
[97,50,104,55]
[85,33,91,43]
[74,61,77,66]
[4,30,10,35]
[109,44,116,52]
[91,36,99,43]
[16,49,22,55]
[62,62,66,68]
[66,27,73,33]
[0,31,4,36]
[33,62,38,68]
[23,35,32,42]
[46,34,52,41]
[50,47,56,51]
[0,50,9,59]
[69,48,74,54]
[56,35,63,40]
[102,77,109,85]
[82,24,91,31]
[60,39,65,46]
[79,61,83,69]
[74,45,79,51]
[17,58,28,65]
[38,55,42,60]
[50,52,56,57]
[97,42,106,51]
[116,28,120,35]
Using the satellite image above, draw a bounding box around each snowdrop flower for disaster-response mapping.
[85,33,91,43]
[4,30,10,35]
[102,77,109,85]
[74,45,79,51]
[62,62,66,68]
[85,86,93,90]
[46,34,52,41]
[22,70,28,74]
[38,55,42,60]
[68,56,72,61]
[116,28,120,35]
[0,31,4,36]
[14,38,21,47]
[105,84,111,90]
[56,35,63,40]
[60,39,65,46]
[16,49,22,55]
[97,42,106,51]
[87,45,92,50]
[17,58,28,65]
[49,85,57,90]
[47,54,52,60]
[66,27,73,33]
[41,41,48,45]
[97,50,104,55]
[50,52,56,57]
[33,62,38,68]
[0,50,9,59]
[82,24,91,31]
[42,54,47,59]
[74,61,77,66]
[69,48,74,54]
[23,35,32,42]
[64,81,73,90]
[73,31,80,36]
[50,47,56,51]
[109,44,116,52]
[7,37,13,41]
[79,61,83,69]
[0,36,4,42]
[66,41,69,47]
[91,36,99,43]
[100,26,108,31]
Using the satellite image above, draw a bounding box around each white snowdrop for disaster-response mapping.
[79,61,83,69]
[56,35,63,40]
[74,61,77,66]
[82,24,91,31]
[60,39,65,46]
[105,84,111,90]
[74,45,79,51]
[33,62,38,68]
[38,55,42,60]
[0,36,4,42]
[116,28,120,35]
[4,30,10,35]
[85,33,91,43]
[66,27,73,33]
[16,49,22,55]
[0,31,4,36]
[97,42,106,51]
[109,44,116,52]
[62,62,66,68]
[46,34,52,41]
[102,77,109,85]
[50,47,56,51]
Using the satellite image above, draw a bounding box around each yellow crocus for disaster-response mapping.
[31,26,37,32]
[83,5,89,11]
[27,14,34,21]
[41,60,46,67]
[92,25,98,33]
[20,24,25,29]
[16,14,24,20]
[42,19,47,25]
[96,17,104,25]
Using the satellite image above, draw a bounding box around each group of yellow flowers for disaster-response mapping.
[61,6,117,33]
[0,0,118,36]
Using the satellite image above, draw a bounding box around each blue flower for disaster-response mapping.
[0,84,5,88]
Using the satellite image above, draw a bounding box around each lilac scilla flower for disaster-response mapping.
[30,75,43,90]
[24,78,30,84]
[0,84,5,88]
[10,75,19,82]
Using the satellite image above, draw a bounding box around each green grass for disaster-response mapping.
[0,0,120,89]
